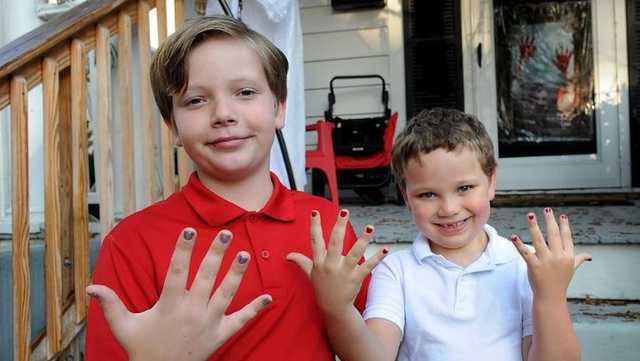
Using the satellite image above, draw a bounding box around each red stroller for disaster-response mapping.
[308,75,398,205]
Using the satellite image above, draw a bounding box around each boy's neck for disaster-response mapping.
[197,169,275,212]
[428,230,489,268]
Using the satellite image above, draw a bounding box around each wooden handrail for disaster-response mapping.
[0,0,188,359]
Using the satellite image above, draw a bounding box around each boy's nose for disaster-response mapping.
[210,98,237,127]
[438,196,460,217]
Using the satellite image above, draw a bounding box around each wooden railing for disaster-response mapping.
[0,0,191,359]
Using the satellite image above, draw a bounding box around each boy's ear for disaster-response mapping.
[274,99,287,129]
[488,170,497,200]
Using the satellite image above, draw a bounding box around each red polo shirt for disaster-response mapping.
[86,173,370,361]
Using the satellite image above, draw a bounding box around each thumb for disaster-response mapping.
[87,284,130,332]
[574,253,593,270]
[286,252,313,276]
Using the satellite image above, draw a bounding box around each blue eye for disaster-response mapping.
[458,185,473,192]
[185,97,205,106]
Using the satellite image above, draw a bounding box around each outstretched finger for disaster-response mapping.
[574,253,592,270]
[357,247,389,277]
[209,252,251,319]
[526,213,550,258]
[222,294,272,340]
[286,252,313,276]
[543,208,562,253]
[87,285,131,339]
[310,210,326,264]
[190,231,232,305]
[326,209,349,264]
[511,234,538,266]
[344,225,375,268]
[161,228,197,304]
[559,214,575,253]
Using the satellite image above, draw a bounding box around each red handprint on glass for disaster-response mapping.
[517,35,536,74]
[554,47,573,78]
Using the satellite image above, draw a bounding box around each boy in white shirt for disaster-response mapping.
[288,108,592,361]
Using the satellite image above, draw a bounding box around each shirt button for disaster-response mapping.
[261,250,270,259]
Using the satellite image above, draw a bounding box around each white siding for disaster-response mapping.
[300,0,406,133]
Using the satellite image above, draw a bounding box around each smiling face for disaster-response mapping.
[171,37,285,185]
[402,147,497,265]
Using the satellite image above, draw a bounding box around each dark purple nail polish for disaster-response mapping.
[544,207,551,214]
[311,210,318,217]
[238,254,249,264]
[587,257,593,262]
[511,235,518,242]
[560,214,567,220]
[340,210,348,218]
[183,229,195,241]
[528,214,534,220]
[365,225,374,234]
[220,233,231,243]
[382,248,388,255]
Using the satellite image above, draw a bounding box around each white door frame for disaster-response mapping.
[461,0,631,190]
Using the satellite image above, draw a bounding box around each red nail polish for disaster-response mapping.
[365,225,374,234]
[560,214,567,220]
[340,210,348,218]
[544,207,551,214]
[382,248,388,255]
[510,235,518,242]
[528,214,534,220]
[311,210,318,217]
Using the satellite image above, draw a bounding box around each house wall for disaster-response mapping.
[300,0,406,132]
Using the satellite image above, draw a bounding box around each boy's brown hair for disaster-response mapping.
[150,15,289,127]
[391,108,497,189]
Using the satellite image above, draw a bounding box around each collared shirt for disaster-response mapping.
[363,225,533,361]
[86,172,369,361]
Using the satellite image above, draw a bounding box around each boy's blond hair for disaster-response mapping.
[150,15,289,127]
[391,108,497,189]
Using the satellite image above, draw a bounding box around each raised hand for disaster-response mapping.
[286,209,387,317]
[87,228,271,361]
[511,208,591,301]
[519,35,536,63]
[554,47,573,77]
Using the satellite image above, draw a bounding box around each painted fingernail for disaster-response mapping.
[544,207,551,214]
[340,209,348,218]
[511,235,518,242]
[183,229,195,241]
[382,248,389,255]
[528,214,534,220]
[311,210,319,217]
[587,257,593,262]
[365,225,374,234]
[261,297,272,306]
[219,232,231,244]
[238,254,249,264]
[560,214,567,220]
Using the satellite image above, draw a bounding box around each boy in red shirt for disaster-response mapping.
[85,15,385,361]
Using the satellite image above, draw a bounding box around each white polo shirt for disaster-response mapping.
[364,225,533,361]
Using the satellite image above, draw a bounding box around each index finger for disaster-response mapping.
[160,228,196,305]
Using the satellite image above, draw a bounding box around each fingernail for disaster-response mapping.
[183,229,195,241]
[311,210,318,217]
[528,214,534,220]
[238,254,249,264]
[587,257,593,262]
[382,248,388,255]
[511,235,518,242]
[560,214,567,220]
[261,297,272,306]
[365,225,374,234]
[219,232,231,243]
[340,209,348,218]
[544,207,551,214]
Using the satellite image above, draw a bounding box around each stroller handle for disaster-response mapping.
[325,74,390,121]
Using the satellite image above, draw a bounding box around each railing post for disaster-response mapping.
[11,75,31,361]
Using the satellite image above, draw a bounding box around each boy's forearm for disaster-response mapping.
[324,306,392,361]
[528,296,580,361]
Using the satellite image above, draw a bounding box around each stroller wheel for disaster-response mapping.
[355,187,385,205]
[311,169,328,198]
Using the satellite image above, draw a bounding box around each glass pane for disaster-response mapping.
[494,0,596,158]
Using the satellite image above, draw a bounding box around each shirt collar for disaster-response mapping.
[411,224,517,268]
[182,171,296,227]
